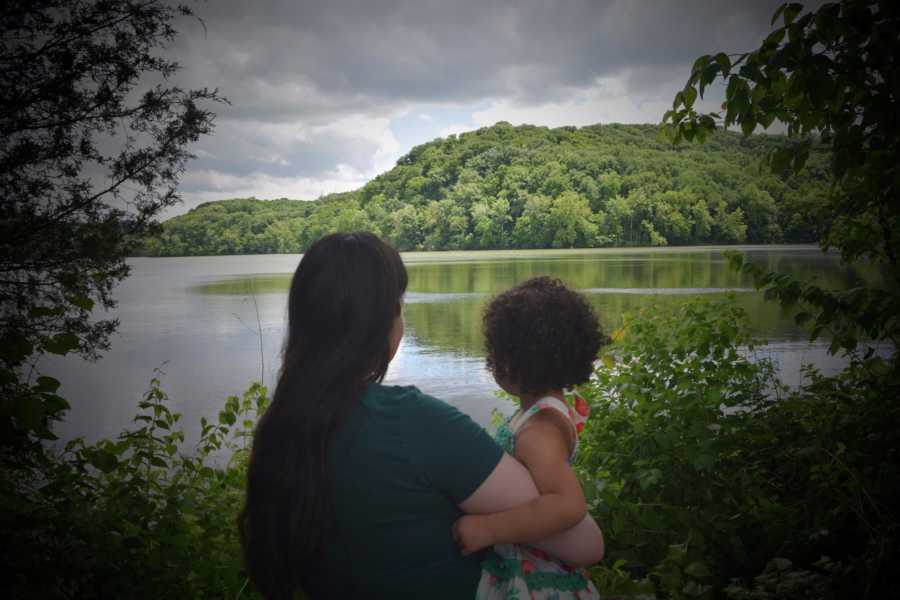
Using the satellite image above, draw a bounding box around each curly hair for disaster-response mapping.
[483,276,604,396]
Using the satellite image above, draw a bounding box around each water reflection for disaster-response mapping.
[188,247,852,358]
[402,289,799,357]
[45,246,864,446]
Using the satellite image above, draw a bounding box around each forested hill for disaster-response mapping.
[138,122,829,256]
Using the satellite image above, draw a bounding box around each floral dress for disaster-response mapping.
[476,393,600,600]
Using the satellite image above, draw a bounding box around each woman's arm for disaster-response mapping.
[455,417,585,551]
[535,513,604,566]
[457,417,604,566]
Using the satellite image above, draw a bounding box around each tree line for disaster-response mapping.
[137,122,831,256]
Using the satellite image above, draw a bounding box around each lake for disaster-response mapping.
[44,245,870,447]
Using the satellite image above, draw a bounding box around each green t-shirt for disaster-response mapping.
[303,383,503,599]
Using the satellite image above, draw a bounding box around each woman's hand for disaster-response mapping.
[452,514,495,556]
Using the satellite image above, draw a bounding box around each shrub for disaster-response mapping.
[579,297,899,598]
[0,374,267,599]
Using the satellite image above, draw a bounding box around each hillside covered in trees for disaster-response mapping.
[139,122,829,256]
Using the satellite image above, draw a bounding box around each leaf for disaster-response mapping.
[685,561,712,578]
[792,145,810,171]
[691,55,711,75]
[764,28,786,47]
[15,395,45,430]
[34,427,58,440]
[770,147,794,173]
[0,334,33,364]
[28,306,65,318]
[725,74,740,100]
[782,3,803,26]
[44,333,79,355]
[698,114,717,134]
[653,431,672,449]
[793,311,813,328]
[90,450,119,473]
[683,86,698,110]
[699,64,720,98]
[41,393,70,415]
[35,375,61,393]
[67,295,95,311]
[713,53,731,75]
[691,453,716,471]
[751,83,767,105]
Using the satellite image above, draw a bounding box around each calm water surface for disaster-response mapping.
[45,246,870,446]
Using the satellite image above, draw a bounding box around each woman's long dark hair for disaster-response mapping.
[239,232,407,599]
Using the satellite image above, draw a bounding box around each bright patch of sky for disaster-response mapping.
[389,102,489,152]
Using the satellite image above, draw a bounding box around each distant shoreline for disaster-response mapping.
[128,243,825,261]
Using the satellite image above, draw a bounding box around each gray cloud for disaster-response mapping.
[189,122,380,179]
[173,0,789,121]
[158,0,806,208]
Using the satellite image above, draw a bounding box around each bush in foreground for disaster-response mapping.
[579,298,899,599]
[3,297,896,599]
[0,376,266,599]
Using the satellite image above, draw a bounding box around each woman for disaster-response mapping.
[239,232,603,599]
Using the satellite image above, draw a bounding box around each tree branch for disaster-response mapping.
[0,1,165,64]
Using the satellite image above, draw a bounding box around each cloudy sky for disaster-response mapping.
[164,0,793,215]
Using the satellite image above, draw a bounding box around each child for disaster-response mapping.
[453,276,605,599]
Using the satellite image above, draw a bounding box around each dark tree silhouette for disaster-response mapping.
[0,0,223,438]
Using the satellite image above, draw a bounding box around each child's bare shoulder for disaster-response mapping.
[515,412,574,463]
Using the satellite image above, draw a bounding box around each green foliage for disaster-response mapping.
[600,2,900,595]
[724,557,852,600]
[0,0,223,446]
[726,251,895,356]
[138,123,831,256]
[663,0,900,361]
[578,299,899,598]
[589,559,655,598]
[578,299,780,597]
[0,374,269,599]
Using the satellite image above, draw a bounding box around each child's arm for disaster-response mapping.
[456,451,604,566]
[533,512,604,566]
[453,412,587,555]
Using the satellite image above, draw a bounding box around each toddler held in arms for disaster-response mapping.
[453,276,605,599]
